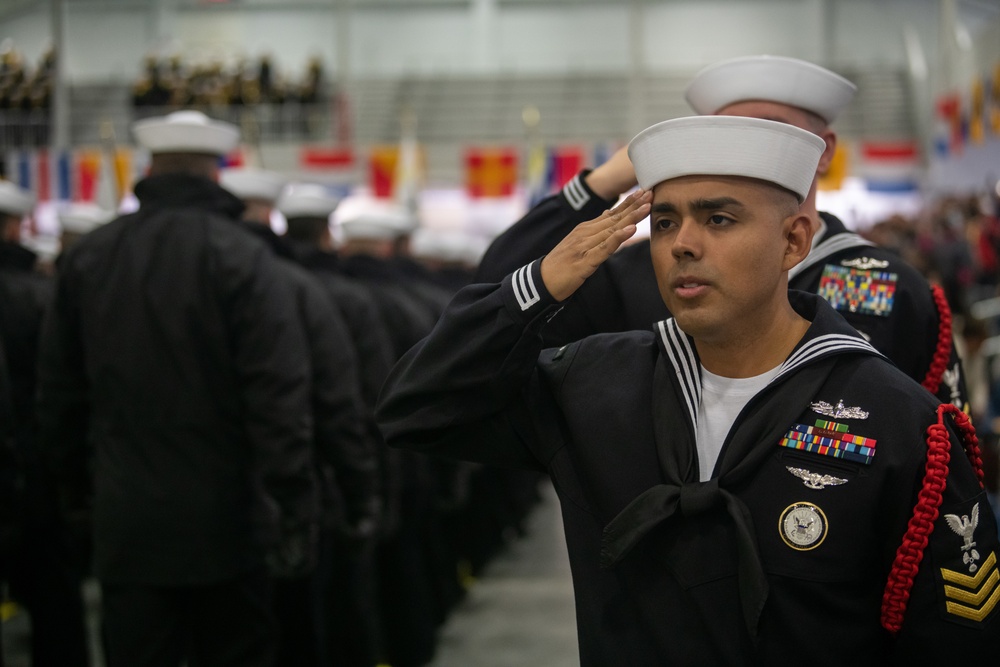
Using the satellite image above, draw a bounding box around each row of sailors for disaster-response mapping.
[0,110,536,667]
[1,183,489,283]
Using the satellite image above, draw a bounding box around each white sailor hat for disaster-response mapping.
[411,228,487,264]
[339,209,416,241]
[684,55,857,124]
[58,203,115,234]
[276,183,341,219]
[131,110,240,156]
[628,115,825,203]
[0,180,35,216]
[220,168,286,203]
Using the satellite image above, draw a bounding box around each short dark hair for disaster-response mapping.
[284,216,329,244]
[147,152,220,179]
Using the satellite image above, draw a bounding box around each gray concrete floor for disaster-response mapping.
[429,479,579,667]
[1,479,578,666]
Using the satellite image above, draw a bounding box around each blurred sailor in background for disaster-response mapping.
[36,110,317,667]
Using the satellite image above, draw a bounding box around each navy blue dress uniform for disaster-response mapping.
[1,333,14,559]
[266,256,379,667]
[276,189,411,667]
[409,226,547,582]
[476,56,968,412]
[36,111,317,667]
[333,210,449,667]
[378,116,999,665]
[0,182,91,667]
[380,222,487,623]
[223,171,386,667]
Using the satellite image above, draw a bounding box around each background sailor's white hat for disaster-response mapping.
[684,55,857,124]
[628,115,826,202]
[410,228,488,265]
[220,168,287,203]
[339,209,416,241]
[58,203,115,234]
[0,180,35,216]
[276,183,341,219]
[131,110,240,156]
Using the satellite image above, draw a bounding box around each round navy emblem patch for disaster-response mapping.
[779,502,828,551]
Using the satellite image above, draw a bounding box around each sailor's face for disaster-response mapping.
[649,175,805,346]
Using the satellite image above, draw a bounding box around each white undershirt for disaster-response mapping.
[695,365,781,482]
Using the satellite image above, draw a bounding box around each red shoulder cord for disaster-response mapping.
[880,404,984,634]
[921,284,953,396]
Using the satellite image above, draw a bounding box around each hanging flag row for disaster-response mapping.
[300,142,619,200]
[4,147,137,207]
[466,143,614,201]
[933,60,1000,157]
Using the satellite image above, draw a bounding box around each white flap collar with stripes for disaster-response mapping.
[656,313,881,430]
[789,217,875,280]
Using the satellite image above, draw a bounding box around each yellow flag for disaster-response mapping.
[817,141,848,191]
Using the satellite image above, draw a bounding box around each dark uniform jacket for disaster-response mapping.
[0,246,51,437]
[377,261,1000,666]
[36,174,317,585]
[280,259,380,543]
[475,173,968,408]
[337,253,438,360]
[242,224,382,538]
[0,333,17,564]
[0,246,53,564]
[284,242,395,409]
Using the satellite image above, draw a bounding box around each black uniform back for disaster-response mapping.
[36,173,317,586]
[1,241,91,667]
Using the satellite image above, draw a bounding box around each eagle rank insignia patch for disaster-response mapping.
[932,500,1000,626]
[779,502,828,551]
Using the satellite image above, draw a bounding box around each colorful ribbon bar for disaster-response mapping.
[779,422,878,465]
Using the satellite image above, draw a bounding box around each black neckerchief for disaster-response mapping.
[601,291,882,639]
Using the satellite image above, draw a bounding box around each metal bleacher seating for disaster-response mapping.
[2,65,915,187]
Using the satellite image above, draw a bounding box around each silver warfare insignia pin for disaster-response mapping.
[786,466,848,490]
[841,257,890,270]
[810,399,869,420]
[779,502,828,551]
[945,503,981,573]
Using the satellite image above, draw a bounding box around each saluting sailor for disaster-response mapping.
[475,55,968,412]
[377,115,999,666]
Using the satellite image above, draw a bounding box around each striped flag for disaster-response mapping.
[5,149,73,202]
[856,141,920,193]
[548,146,584,192]
[300,146,355,170]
